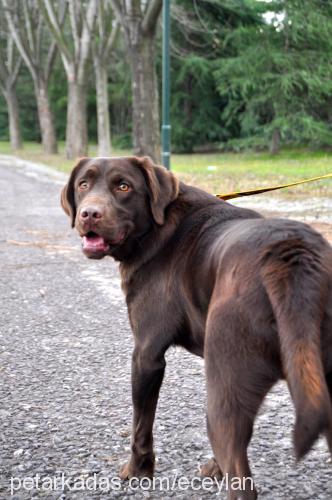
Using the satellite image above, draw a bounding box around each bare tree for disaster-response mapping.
[111,0,162,162]
[2,0,60,154]
[0,23,22,150]
[92,1,119,156]
[38,0,97,159]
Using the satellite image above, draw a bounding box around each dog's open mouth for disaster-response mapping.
[82,231,110,255]
[82,230,127,257]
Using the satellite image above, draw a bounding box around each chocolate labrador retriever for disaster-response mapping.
[61,156,332,499]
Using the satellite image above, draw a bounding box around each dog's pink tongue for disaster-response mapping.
[82,235,109,253]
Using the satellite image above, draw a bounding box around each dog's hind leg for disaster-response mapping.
[205,303,276,500]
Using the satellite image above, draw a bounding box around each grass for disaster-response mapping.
[174,148,332,197]
[1,141,332,197]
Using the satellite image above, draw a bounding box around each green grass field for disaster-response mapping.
[1,141,332,197]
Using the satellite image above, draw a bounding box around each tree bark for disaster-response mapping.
[270,128,281,155]
[38,0,97,160]
[3,0,59,154]
[95,61,111,156]
[128,35,160,162]
[5,85,22,151]
[34,78,58,154]
[66,81,88,159]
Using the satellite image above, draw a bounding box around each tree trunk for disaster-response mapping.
[270,128,281,155]
[34,79,58,154]
[128,36,160,163]
[5,86,22,151]
[66,81,88,159]
[95,61,112,156]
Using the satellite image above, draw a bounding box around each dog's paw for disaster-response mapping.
[199,457,223,480]
[119,460,154,480]
[119,461,133,480]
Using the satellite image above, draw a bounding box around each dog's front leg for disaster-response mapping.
[120,344,166,479]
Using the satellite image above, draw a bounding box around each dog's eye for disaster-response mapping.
[79,180,89,190]
[118,182,130,192]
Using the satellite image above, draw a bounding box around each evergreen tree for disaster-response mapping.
[170,0,262,152]
[214,0,332,153]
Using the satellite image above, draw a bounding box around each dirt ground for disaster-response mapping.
[230,193,332,243]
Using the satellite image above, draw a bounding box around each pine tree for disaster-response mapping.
[170,0,262,152]
[214,0,332,153]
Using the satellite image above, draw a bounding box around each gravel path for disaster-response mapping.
[0,158,331,499]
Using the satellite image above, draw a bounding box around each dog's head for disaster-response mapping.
[61,156,179,260]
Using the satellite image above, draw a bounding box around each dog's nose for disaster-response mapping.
[79,206,103,221]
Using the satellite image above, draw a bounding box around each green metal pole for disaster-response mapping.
[162,0,171,169]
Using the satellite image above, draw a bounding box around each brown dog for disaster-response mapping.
[61,156,332,499]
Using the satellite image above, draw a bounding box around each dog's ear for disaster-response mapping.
[134,156,179,225]
[61,158,90,227]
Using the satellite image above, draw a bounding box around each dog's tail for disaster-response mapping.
[261,237,332,459]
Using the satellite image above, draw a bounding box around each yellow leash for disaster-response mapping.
[216,172,332,201]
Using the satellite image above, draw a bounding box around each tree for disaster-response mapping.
[166,0,264,153]
[39,0,97,159]
[91,1,119,156]
[169,0,226,152]
[0,21,22,150]
[214,0,332,153]
[3,0,60,154]
[110,0,162,162]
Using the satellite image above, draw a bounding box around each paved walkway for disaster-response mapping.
[0,158,331,499]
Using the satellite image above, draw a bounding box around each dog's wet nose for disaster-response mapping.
[79,206,103,222]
